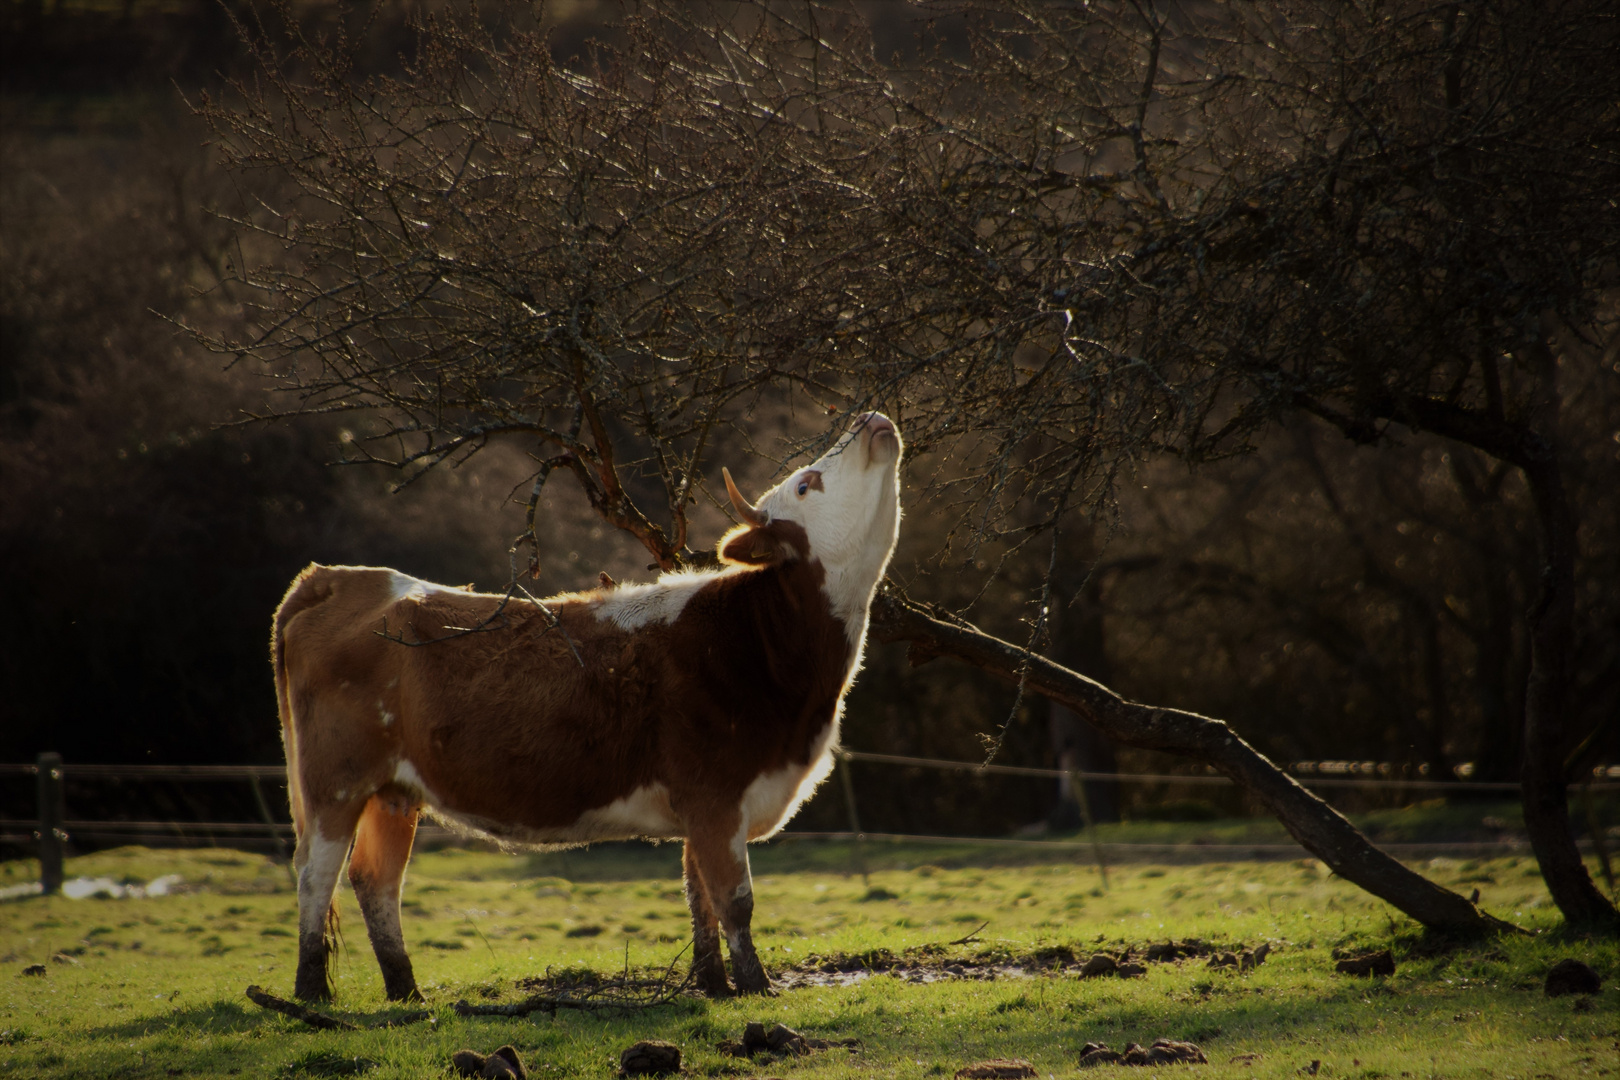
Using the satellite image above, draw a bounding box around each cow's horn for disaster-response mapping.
[722,467,767,527]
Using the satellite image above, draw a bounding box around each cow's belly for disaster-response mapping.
[392,759,682,847]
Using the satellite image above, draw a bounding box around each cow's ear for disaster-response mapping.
[719,524,788,566]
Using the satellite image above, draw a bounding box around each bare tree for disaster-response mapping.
[834,0,1618,929]
[194,0,1615,934]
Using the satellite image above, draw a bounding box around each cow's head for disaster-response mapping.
[718,413,903,609]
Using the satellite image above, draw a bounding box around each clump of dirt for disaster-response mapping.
[1334,949,1395,977]
[717,1022,860,1059]
[1143,940,1217,962]
[515,967,604,993]
[1079,1040,1207,1067]
[1544,959,1601,998]
[19,964,45,977]
[452,1044,528,1079]
[1080,954,1117,978]
[1206,943,1270,972]
[955,1058,1037,1078]
[618,1040,680,1077]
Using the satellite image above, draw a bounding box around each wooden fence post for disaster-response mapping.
[36,752,64,895]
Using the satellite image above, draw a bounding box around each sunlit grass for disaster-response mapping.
[0,840,1614,1078]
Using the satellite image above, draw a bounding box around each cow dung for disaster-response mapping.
[955,1058,1038,1078]
[452,1045,528,1079]
[722,1022,857,1058]
[1334,949,1395,977]
[1544,959,1601,998]
[1079,1040,1208,1067]
[19,964,46,977]
[619,1039,681,1077]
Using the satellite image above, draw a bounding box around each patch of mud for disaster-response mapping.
[503,939,1272,997]
[772,939,1261,989]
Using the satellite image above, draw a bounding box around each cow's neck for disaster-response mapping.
[819,553,886,655]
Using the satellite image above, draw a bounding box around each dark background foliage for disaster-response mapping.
[1,0,1614,851]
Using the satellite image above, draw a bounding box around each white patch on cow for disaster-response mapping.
[392,760,440,804]
[741,711,842,842]
[297,831,349,939]
[570,783,682,839]
[386,569,450,604]
[747,414,902,649]
[592,570,728,630]
[398,767,681,848]
[377,700,394,727]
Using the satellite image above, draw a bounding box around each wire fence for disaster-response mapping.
[3,752,1616,891]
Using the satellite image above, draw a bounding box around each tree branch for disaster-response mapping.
[868,588,1520,938]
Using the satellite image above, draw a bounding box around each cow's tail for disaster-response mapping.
[271,564,343,988]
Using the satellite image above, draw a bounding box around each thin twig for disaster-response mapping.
[947,921,989,946]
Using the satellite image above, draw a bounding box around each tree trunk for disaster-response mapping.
[868,591,1519,938]
[1519,454,1620,930]
[1360,362,1620,932]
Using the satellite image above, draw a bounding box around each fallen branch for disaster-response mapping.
[869,589,1521,939]
[245,985,433,1030]
[246,985,357,1030]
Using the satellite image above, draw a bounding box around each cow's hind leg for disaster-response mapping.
[682,842,732,997]
[293,804,363,1002]
[349,791,422,1002]
[686,820,771,995]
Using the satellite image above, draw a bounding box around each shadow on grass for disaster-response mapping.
[81,996,438,1042]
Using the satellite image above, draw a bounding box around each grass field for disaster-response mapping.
[1,826,1615,1079]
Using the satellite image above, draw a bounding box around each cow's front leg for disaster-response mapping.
[686,819,771,995]
[682,842,732,997]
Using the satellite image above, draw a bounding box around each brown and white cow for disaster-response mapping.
[272,412,902,1002]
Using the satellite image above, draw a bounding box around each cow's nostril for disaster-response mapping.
[855,412,895,436]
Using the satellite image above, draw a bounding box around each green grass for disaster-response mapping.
[0,840,1614,1079]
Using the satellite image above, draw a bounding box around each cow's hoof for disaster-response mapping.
[693,956,732,998]
[732,972,775,996]
[387,985,425,1004]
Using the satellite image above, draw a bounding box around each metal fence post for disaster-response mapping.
[36,752,65,895]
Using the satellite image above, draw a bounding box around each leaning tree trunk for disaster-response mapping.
[868,591,1519,938]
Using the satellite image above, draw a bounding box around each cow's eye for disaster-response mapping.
[796,480,810,497]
